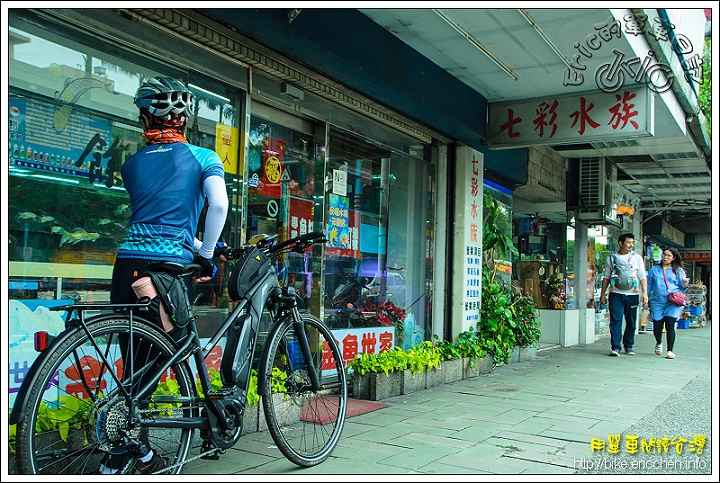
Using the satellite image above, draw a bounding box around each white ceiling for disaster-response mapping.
[359,8,711,221]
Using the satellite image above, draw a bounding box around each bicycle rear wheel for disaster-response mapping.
[262,313,347,467]
[13,315,195,475]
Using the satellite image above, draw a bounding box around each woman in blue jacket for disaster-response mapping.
[646,247,690,359]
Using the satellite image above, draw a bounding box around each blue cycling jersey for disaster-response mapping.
[117,142,225,263]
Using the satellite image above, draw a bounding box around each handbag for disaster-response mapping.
[639,309,651,327]
[663,268,686,306]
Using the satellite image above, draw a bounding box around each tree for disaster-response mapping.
[699,38,711,137]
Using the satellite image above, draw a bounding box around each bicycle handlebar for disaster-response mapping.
[270,231,328,254]
[225,231,327,260]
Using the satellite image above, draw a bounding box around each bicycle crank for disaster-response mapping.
[201,396,244,450]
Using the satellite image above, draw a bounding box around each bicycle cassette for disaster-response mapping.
[96,397,139,453]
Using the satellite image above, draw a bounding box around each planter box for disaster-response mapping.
[402,368,426,395]
[517,345,536,362]
[477,354,494,374]
[441,358,463,384]
[462,355,494,379]
[353,371,371,400]
[462,356,480,379]
[509,346,537,363]
[369,371,403,401]
[242,403,259,435]
[259,393,300,430]
[425,365,444,389]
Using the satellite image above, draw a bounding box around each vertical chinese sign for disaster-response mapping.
[451,146,484,333]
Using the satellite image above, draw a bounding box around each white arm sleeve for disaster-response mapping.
[194,175,229,259]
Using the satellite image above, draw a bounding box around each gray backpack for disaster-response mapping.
[610,252,637,291]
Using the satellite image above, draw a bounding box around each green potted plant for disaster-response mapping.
[363,299,408,343]
[478,192,523,365]
[478,269,517,365]
[456,326,492,378]
[510,290,542,361]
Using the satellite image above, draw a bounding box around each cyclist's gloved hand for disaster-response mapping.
[214,241,229,260]
[194,254,217,279]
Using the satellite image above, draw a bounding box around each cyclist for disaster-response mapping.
[102,76,229,474]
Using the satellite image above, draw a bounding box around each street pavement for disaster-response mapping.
[184,321,715,478]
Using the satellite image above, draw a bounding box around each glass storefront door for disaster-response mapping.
[246,112,320,310]
[323,128,433,352]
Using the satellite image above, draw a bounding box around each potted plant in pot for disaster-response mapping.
[362,299,408,346]
[478,192,520,366]
[478,269,517,365]
[510,290,542,361]
[455,326,492,378]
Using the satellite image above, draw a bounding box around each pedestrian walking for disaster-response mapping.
[646,247,690,359]
[599,233,648,356]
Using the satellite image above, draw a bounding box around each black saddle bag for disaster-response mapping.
[145,270,193,328]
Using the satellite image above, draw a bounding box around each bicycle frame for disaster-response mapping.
[13,261,323,441]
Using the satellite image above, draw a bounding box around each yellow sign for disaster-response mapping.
[215,124,241,174]
[265,155,282,183]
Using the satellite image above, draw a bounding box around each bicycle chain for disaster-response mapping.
[159,446,223,474]
[133,404,225,474]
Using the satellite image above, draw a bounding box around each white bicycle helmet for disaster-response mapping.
[134,76,193,117]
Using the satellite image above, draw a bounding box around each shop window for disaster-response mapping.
[8,17,238,310]
[245,115,318,310]
[324,128,433,351]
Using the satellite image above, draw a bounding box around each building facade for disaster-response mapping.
[7,8,712,392]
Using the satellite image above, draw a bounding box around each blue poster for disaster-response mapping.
[327,193,350,249]
[9,96,116,185]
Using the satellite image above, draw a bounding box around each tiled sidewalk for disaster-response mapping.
[184,321,714,475]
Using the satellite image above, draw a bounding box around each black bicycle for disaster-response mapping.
[10,231,347,474]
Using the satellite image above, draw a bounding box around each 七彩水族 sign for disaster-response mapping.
[488,87,653,149]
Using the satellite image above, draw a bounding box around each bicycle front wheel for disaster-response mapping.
[262,313,347,467]
[13,315,195,475]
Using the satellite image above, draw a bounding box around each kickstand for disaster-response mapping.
[200,440,225,460]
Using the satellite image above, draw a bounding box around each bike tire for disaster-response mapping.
[261,313,347,467]
[14,314,195,475]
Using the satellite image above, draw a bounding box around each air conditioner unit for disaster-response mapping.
[576,157,622,227]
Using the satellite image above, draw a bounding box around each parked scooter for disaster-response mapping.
[326,274,373,329]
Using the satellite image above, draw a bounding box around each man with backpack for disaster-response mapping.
[599,233,649,357]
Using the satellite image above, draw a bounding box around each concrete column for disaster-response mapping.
[573,222,589,310]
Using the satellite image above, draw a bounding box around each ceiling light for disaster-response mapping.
[433,9,518,81]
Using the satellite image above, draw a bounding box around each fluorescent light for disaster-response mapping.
[433,9,518,81]
[518,9,573,70]
[188,83,230,104]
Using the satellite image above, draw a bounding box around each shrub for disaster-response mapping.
[511,291,542,347]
